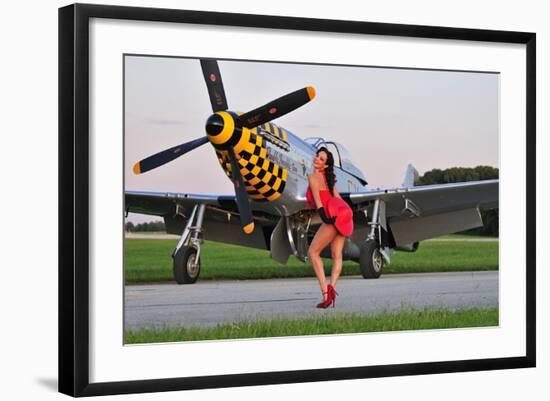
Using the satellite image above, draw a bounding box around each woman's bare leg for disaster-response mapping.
[308,224,338,299]
[329,234,346,288]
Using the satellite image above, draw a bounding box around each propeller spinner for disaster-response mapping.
[133,59,316,233]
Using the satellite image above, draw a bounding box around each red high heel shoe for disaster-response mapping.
[327,284,338,307]
[316,290,330,309]
[316,285,338,308]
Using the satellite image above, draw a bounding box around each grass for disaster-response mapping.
[428,234,498,240]
[386,241,498,274]
[124,237,499,283]
[125,307,499,344]
[126,231,175,235]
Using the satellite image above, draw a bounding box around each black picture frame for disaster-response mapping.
[59,3,536,397]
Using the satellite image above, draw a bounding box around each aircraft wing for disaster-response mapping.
[125,190,275,250]
[125,190,239,216]
[342,179,498,245]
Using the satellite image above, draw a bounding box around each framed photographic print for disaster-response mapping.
[59,3,536,397]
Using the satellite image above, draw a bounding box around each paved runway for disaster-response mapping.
[124,271,498,330]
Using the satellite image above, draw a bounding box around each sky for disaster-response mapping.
[125,56,499,223]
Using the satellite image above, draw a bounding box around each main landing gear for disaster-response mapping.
[359,199,391,279]
[360,240,384,278]
[172,204,205,284]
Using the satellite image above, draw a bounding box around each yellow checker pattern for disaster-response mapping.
[215,127,287,202]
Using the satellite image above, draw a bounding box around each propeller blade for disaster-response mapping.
[200,59,228,112]
[227,147,255,234]
[133,136,209,175]
[238,86,316,128]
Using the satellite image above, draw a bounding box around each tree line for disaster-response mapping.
[417,166,499,237]
[125,220,166,232]
[417,165,498,185]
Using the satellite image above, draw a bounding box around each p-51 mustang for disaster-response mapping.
[125,59,498,284]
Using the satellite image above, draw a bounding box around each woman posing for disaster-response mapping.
[306,147,353,309]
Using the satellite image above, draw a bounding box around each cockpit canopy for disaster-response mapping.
[304,137,368,185]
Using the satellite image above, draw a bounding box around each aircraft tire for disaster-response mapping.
[173,246,201,284]
[359,239,384,279]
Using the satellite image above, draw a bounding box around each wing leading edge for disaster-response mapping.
[344,179,498,216]
[125,190,239,216]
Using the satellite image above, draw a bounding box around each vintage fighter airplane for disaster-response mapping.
[125,59,498,284]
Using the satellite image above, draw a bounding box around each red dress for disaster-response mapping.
[306,186,331,210]
[306,179,354,237]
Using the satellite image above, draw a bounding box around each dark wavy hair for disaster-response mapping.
[317,147,336,196]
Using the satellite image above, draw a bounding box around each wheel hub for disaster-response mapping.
[187,253,200,278]
[372,249,383,272]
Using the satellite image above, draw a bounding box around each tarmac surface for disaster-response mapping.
[124,271,498,330]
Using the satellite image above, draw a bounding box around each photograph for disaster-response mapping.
[123,56,500,345]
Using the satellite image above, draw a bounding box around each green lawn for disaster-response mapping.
[428,234,498,240]
[125,307,499,344]
[124,237,498,283]
[126,231,170,235]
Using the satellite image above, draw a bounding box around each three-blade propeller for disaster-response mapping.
[133,59,315,233]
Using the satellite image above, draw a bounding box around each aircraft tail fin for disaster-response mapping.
[401,164,419,188]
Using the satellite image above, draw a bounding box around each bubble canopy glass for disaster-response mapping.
[305,137,368,185]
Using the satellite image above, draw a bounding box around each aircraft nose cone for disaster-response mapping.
[205,113,225,136]
[205,111,240,149]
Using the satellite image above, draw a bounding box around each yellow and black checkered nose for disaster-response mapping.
[207,110,288,204]
[215,127,287,203]
[205,111,241,150]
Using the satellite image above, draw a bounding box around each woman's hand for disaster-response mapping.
[318,207,336,224]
